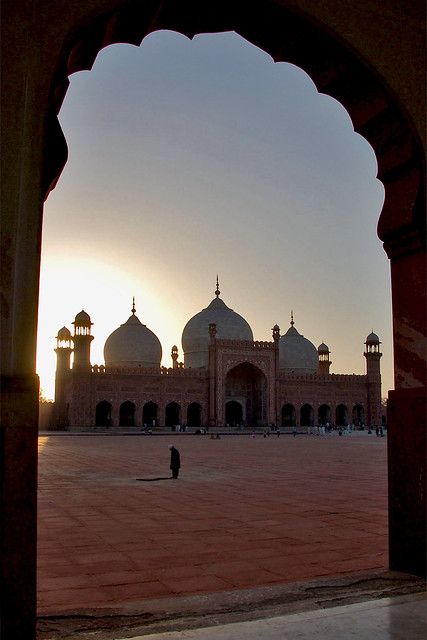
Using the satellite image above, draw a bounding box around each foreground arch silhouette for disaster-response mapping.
[1,1,425,637]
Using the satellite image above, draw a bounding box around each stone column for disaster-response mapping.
[386,240,426,577]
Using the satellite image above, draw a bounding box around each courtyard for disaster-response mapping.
[37,432,388,618]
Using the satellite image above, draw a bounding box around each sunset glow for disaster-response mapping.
[37,31,391,400]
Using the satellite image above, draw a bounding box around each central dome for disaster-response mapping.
[104,307,162,368]
[182,285,253,368]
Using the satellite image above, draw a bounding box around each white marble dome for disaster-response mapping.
[279,321,318,373]
[182,291,253,368]
[104,310,162,368]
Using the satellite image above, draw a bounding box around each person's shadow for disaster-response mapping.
[136,476,173,481]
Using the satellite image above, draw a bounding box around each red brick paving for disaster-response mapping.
[37,433,388,615]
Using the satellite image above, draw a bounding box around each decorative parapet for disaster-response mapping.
[91,364,208,378]
[216,339,276,350]
[279,372,367,383]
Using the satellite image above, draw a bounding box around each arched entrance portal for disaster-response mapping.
[225,363,267,428]
[225,400,243,427]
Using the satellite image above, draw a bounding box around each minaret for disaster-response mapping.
[318,342,331,375]
[55,327,72,377]
[364,331,382,426]
[72,310,93,371]
[171,345,179,369]
[54,326,72,426]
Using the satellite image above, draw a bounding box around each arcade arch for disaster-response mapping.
[318,404,331,425]
[300,403,314,427]
[95,400,111,427]
[143,401,158,427]
[119,401,135,426]
[281,403,296,427]
[352,404,365,426]
[165,402,180,427]
[187,402,202,427]
[336,404,348,427]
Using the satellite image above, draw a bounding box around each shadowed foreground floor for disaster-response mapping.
[37,432,389,619]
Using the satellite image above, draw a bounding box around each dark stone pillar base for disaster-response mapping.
[0,375,39,639]
[388,387,426,577]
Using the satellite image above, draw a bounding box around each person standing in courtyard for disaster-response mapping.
[169,444,181,479]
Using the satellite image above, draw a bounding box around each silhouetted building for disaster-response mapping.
[53,280,382,430]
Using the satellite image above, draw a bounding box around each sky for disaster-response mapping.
[37,30,392,400]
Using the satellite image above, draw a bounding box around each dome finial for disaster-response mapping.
[131,297,136,315]
[215,275,220,298]
[290,310,294,327]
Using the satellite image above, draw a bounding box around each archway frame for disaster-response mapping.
[1,2,425,637]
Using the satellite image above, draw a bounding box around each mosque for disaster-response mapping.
[53,280,382,430]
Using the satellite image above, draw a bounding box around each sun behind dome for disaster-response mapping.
[182,279,253,368]
[104,300,162,368]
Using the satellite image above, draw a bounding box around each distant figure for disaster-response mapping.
[292,427,297,437]
[168,444,180,479]
[277,430,281,437]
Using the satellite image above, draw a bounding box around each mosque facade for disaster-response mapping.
[53,282,382,430]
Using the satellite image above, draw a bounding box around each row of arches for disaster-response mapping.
[95,400,203,427]
[281,403,365,427]
[95,400,365,428]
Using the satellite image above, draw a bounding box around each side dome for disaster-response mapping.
[279,318,318,373]
[182,285,253,368]
[104,308,162,368]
